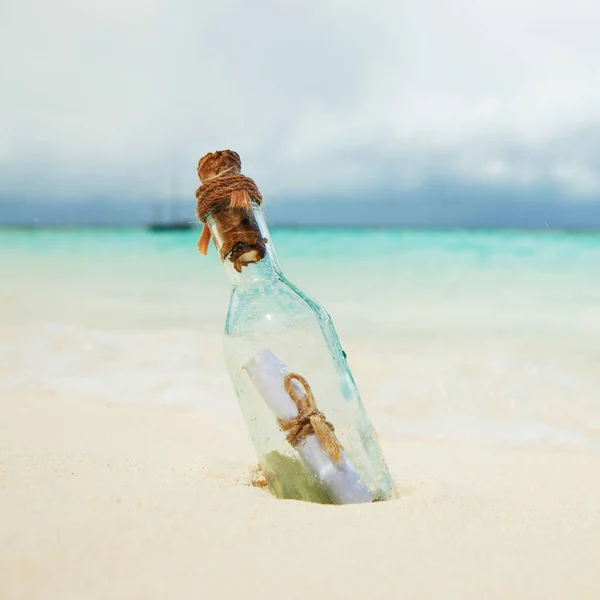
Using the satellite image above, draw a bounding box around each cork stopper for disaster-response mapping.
[195,150,267,272]
[197,150,242,183]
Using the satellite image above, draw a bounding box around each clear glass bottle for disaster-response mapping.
[204,201,396,504]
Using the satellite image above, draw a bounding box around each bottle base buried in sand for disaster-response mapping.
[244,349,373,504]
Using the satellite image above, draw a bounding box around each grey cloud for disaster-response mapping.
[1,0,600,225]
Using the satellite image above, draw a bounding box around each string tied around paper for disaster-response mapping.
[279,373,344,465]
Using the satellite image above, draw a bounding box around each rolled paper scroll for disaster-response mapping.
[243,349,373,504]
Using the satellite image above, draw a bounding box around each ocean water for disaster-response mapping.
[1,227,599,452]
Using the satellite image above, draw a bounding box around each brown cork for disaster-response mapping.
[197,150,242,182]
[195,150,267,272]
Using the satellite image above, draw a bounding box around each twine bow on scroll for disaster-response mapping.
[280,373,344,464]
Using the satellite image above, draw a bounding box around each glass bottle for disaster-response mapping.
[203,201,396,504]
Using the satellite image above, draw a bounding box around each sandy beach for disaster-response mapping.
[2,228,600,599]
[2,386,600,599]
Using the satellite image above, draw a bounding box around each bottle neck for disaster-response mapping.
[225,251,282,288]
[205,203,282,287]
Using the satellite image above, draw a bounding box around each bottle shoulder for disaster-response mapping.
[224,269,358,404]
[225,273,333,336]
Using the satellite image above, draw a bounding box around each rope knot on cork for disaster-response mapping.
[195,150,263,255]
[279,373,344,464]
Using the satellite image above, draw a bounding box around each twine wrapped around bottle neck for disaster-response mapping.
[280,373,344,464]
[195,150,263,256]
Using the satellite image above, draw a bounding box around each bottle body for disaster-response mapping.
[207,204,395,503]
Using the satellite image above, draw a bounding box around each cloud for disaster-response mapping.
[1,0,600,217]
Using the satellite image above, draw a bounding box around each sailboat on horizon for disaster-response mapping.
[147,173,195,232]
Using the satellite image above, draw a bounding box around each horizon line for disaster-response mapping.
[1,223,599,234]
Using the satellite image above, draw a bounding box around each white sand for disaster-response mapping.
[2,231,599,599]
[2,389,600,600]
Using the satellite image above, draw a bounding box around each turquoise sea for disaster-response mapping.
[2,227,599,450]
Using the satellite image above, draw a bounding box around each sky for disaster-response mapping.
[1,0,600,226]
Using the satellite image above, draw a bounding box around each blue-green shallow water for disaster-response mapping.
[2,228,599,451]
[2,227,598,334]
[3,226,600,265]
